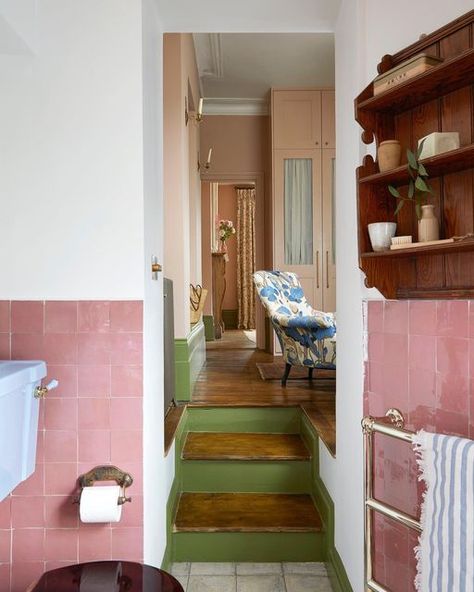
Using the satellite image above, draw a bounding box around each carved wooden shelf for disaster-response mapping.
[358,49,474,114]
[355,9,474,300]
[359,144,474,187]
[361,238,474,259]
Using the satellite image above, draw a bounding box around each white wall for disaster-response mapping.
[0,0,144,300]
[142,0,176,567]
[333,2,473,590]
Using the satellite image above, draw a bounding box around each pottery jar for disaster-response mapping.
[378,140,401,172]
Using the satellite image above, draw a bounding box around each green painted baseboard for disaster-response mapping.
[203,315,215,341]
[175,322,206,402]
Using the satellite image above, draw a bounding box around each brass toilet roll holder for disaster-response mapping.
[75,465,133,505]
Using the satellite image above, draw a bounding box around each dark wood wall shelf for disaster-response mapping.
[355,9,474,300]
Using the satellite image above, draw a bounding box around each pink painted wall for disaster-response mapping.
[218,185,238,311]
[0,301,143,592]
[365,299,473,591]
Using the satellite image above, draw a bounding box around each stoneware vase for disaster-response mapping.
[368,222,397,252]
[418,204,439,242]
[378,140,401,172]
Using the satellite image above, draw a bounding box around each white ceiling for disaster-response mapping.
[194,33,335,101]
[157,0,341,33]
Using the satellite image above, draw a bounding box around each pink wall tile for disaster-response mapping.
[45,365,78,398]
[111,366,143,397]
[409,300,437,336]
[12,529,44,562]
[0,529,11,562]
[366,298,474,592]
[44,496,78,529]
[78,333,111,365]
[78,430,111,463]
[111,527,142,561]
[0,333,10,359]
[0,301,10,332]
[11,497,45,528]
[44,529,78,561]
[44,430,78,463]
[110,399,143,430]
[110,334,143,365]
[78,365,110,397]
[45,302,78,334]
[110,301,143,333]
[78,399,110,430]
[11,302,44,334]
[78,526,112,562]
[78,301,110,333]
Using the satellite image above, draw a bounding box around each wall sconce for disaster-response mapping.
[186,97,204,126]
[198,148,212,172]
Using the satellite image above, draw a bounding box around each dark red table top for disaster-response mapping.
[32,561,184,592]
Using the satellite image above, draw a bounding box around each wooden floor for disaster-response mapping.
[182,432,311,461]
[174,492,322,533]
[190,331,336,456]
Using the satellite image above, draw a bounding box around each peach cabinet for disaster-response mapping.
[271,89,336,313]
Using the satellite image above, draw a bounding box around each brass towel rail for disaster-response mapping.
[361,408,421,592]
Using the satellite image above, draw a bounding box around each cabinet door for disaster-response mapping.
[321,91,335,149]
[273,149,323,309]
[322,149,336,312]
[273,90,321,150]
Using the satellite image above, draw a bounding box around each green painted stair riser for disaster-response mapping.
[185,407,301,434]
[181,460,311,493]
[172,532,325,563]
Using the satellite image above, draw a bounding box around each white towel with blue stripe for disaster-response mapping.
[413,430,474,592]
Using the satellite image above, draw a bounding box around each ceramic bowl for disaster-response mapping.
[368,222,397,252]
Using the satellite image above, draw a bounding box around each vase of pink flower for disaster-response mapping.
[218,219,236,252]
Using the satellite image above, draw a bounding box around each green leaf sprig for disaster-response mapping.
[388,138,433,220]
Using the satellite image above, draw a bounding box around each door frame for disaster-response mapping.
[201,171,265,350]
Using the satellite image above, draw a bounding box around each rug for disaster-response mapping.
[256,361,336,381]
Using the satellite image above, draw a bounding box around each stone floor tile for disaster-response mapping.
[171,563,191,576]
[190,563,236,575]
[236,563,283,575]
[236,574,286,592]
[187,575,236,592]
[285,574,333,592]
[283,562,327,575]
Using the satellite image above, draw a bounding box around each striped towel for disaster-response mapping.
[413,430,474,592]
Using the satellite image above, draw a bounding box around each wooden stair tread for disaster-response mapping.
[182,432,311,461]
[174,492,322,533]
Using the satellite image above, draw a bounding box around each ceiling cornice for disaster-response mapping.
[193,33,224,79]
[203,98,269,116]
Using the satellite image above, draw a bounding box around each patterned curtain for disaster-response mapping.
[236,187,256,330]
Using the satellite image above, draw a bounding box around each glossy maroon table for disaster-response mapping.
[31,561,184,592]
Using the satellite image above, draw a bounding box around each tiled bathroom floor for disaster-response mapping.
[170,562,334,592]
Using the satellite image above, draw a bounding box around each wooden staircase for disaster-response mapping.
[171,430,325,562]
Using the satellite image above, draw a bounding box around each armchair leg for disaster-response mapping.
[308,368,314,380]
[281,363,292,387]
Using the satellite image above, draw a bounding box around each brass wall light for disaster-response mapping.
[198,147,212,172]
[186,97,204,126]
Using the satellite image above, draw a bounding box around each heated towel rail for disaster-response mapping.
[361,408,421,592]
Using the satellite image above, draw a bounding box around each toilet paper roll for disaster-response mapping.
[79,562,122,592]
[79,485,122,523]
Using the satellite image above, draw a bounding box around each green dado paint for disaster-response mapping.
[162,407,352,591]
[174,321,206,401]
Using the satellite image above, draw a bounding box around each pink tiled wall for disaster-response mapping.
[0,301,144,592]
[365,299,474,592]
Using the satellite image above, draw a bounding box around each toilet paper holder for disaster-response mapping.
[76,465,133,505]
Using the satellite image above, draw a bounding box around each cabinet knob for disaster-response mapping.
[315,141,319,146]
[325,141,329,146]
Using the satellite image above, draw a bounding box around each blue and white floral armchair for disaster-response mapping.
[253,271,336,386]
